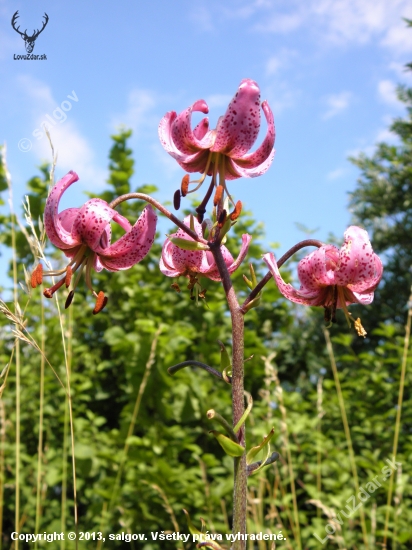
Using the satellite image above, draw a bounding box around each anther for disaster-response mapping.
[181,175,190,197]
[65,266,73,288]
[65,290,75,309]
[93,291,108,315]
[173,190,181,211]
[213,185,224,206]
[354,318,367,338]
[229,200,242,221]
[218,209,227,227]
[31,264,43,288]
[43,277,66,299]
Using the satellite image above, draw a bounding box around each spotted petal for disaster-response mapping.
[334,226,383,292]
[206,234,252,281]
[44,171,81,249]
[171,99,215,155]
[263,252,323,306]
[71,199,117,250]
[211,79,261,157]
[232,101,275,167]
[97,205,157,271]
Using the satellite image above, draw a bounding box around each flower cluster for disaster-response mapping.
[33,79,382,330]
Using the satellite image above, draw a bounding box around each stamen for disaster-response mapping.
[213,185,224,206]
[173,189,181,210]
[196,177,216,223]
[31,264,43,288]
[65,290,75,309]
[229,200,242,221]
[354,318,367,338]
[93,291,108,315]
[65,266,73,288]
[43,277,66,298]
[218,209,227,227]
[181,175,190,197]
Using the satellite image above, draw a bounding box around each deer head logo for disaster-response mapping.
[11,11,49,54]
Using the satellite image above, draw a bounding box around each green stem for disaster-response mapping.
[323,328,369,549]
[34,295,46,548]
[209,242,246,550]
[382,286,411,549]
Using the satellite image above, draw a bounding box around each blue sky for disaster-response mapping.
[1,0,412,277]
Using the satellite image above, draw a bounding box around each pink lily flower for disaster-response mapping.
[263,226,383,332]
[159,79,275,208]
[34,171,157,313]
[160,215,251,283]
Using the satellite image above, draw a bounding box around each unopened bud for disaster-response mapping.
[181,175,190,197]
[43,288,53,298]
[213,185,224,206]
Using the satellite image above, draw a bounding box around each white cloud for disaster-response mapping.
[375,126,399,143]
[112,88,157,133]
[190,5,214,31]
[377,79,400,106]
[265,48,297,76]
[323,91,352,119]
[17,75,105,188]
[327,167,345,180]
[251,0,412,55]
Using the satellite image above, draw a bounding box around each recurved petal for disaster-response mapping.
[58,207,80,233]
[97,205,157,271]
[212,79,261,157]
[232,100,275,167]
[71,199,117,250]
[297,245,339,291]
[159,111,190,162]
[44,171,81,249]
[159,240,183,277]
[334,226,382,290]
[204,234,252,281]
[263,252,323,306]
[226,148,275,179]
[176,150,211,174]
[170,99,215,155]
[193,117,210,140]
[165,215,210,274]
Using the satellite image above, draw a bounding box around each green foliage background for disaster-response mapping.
[0,73,411,549]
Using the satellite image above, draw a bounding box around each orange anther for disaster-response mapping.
[65,266,73,288]
[213,185,224,206]
[229,200,242,221]
[93,291,108,315]
[181,175,190,197]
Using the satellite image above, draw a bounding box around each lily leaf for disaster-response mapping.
[209,430,245,457]
[233,392,253,434]
[218,340,231,372]
[168,236,209,251]
[183,509,203,535]
[246,427,275,465]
